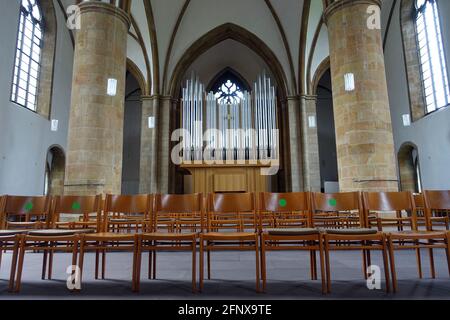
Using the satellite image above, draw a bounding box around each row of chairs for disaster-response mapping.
[0,191,449,294]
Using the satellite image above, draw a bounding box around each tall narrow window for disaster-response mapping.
[11,0,43,111]
[415,0,450,114]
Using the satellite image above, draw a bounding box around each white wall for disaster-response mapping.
[0,0,74,195]
[384,0,450,190]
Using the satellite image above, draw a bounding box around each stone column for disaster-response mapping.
[157,96,173,194]
[286,96,304,192]
[64,2,130,195]
[325,0,398,192]
[301,95,321,192]
[139,96,159,194]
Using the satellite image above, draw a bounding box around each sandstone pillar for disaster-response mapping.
[301,95,321,192]
[64,2,130,195]
[325,0,398,192]
[286,96,304,192]
[139,96,159,194]
[157,96,173,194]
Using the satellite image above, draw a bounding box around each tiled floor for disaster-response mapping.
[0,249,449,300]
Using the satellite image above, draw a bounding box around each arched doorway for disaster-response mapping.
[398,143,422,192]
[121,70,143,194]
[315,69,339,192]
[45,146,65,196]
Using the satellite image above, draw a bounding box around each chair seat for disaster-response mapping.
[0,230,29,236]
[266,228,320,236]
[324,228,378,235]
[142,232,197,240]
[389,230,447,239]
[82,232,136,240]
[28,229,96,236]
[202,232,257,240]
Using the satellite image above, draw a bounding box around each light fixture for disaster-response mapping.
[51,119,59,132]
[107,78,117,96]
[402,114,411,127]
[308,115,317,128]
[148,116,155,129]
[344,73,355,92]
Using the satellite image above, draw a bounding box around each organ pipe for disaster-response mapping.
[181,72,277,162]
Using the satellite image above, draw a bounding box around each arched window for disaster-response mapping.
[11,0,43,111]
[210,70,249,105]
[415,0,450,114]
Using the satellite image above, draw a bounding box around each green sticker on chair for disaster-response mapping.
[24,202,33,212]
[71,202,81,211]
[328,198,337,207]
[279,199,287,208]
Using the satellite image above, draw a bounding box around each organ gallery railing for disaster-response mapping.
[180,72,279,164]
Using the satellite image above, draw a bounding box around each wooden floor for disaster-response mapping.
[0,250,449,300]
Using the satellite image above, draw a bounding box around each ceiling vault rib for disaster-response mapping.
[264,0,297,95]
[299,0,311,95]
[162,0,191,95]
[130,14,152,95]
[144,0,160,95]
[306,18,325,95]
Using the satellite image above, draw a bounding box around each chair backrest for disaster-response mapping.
[52,195,103,231]
[362,192,416,230]
[311,192,363,227]
[423,190,450,230]
[259,192,310,229]
[103,194,152,232]
[0,195,50,229]
[207,193,256,232]
[153,193,204,233]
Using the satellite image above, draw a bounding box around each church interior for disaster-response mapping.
[0,0,450,300]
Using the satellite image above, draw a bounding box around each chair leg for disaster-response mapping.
[207,248,211,280]
[415,242,423,279]
[148,248,152,280]
[41,248,48,280]
[260,236,267,293]
[135,247,142,293]
[8,240,20,293]
[446,236,450,277]
[388,238,398,293]
[78,241,85,287]
[192,241,197,293]
[324,236,331,294]
[152,249,157,280]
[132,245,137,292]
[0,242,3,269]
[14,240,26,293]
[362,249,368,280]
[428,247,436,279]
[48,243,54,280]
[95,249,99,280]
[381,236,391,293]
[101,248,106,280]
[255,237,260,293]
[199,237,204,292]
[318,236,326,295]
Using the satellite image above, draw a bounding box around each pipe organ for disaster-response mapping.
[181,73,278,163]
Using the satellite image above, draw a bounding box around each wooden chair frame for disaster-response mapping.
[0,195,50,230]
[78,194,151,292]
[135,193,204,293]
[13,195,103,292]
[313,192,391,293]
[363,191,449,293]
[199,193,260,293]
[259,192,326,294]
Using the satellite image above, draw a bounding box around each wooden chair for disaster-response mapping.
[199,192,260,293]
[78,194,151,291]
[313,192,391,293]
[135,193,203,293]
[0,196,23,292]
[259,192,325,293]
[415,193,449,230]
[363,192,448,292]
[0,195,50,230]
[14,195,102,292]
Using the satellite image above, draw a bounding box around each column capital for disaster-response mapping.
[301,94,318,101]
[323,0,382,25]
[79,1,131,29]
